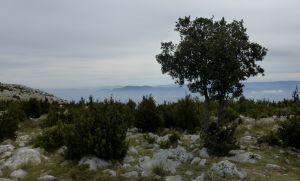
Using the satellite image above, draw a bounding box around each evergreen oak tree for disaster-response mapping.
[156,16,267,127]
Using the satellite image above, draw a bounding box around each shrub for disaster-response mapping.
[169,132,180,144]
[172,96,202,131]
[277,117,300,149]
[257,131,281,146]
[64,100,129,160]
[152,163,169,177]
[24,98,42,118]
[0,111,19,140]
[203,122,238,156]
[135,95,163,132]
[35,125,65,151]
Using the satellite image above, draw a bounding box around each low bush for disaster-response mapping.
[257,131,281,146]
[35,125,65,151]
[277,117,300,149]
[0,111,19,140]
[135,95,163,132]
[203,122,238,156]
[63,99,129,160]
[152,163,169,177]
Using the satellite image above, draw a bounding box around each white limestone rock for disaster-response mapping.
[78,156,110,171]
[211,160,246,179]
[4,148,41,170]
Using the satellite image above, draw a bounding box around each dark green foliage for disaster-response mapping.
[172,96,202,131]
[7,103,26,122]
[156,16,267,125]
[0,110,19,140]
[63,99,129,160]
[136,95,163,132]
[35,125,65,151]
[159,96,203,132]
[24,98,42,118]
[41,104,68,128]
[143,134,156,144]
[169,131,180,144]
[257,131,281,146]
[277,117,300,149]
[203,122,238,156]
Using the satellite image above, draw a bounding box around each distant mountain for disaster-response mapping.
[0,82,65,102]
[113,86,154,91]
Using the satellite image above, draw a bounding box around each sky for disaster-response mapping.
[0,0,300,89]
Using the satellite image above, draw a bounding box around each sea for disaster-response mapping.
[45,81,300,104]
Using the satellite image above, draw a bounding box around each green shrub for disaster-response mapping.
[257,131,281,146]
[203,122,238,156]
[152,163,169,177]
[0,111,19,140]
[64,100,129,160]
[135,95,163,132]
[169,132,180,144]
[35,125,65,151]
[172,96,202,131]
[277,117,300,149]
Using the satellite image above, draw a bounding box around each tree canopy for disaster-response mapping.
[156,16,267,125]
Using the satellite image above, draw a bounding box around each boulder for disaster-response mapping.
[191,157,201,164]
[121,171,138,178]
[10,169,27,179]
[165,175,182,181]
[128,147,138,155]
[199,148,209,158]
[78,156,110,171]
[123,155,135,163]
[16,135,31,147]
[37,175,58,181]
[211,160,245,179]
[199,159,206,166]
[103,169,117,177]
[192,173,205,181]
[0,145,14,155]
[228,150,262,163]
[4,148,41,170]
[139,146,193,176]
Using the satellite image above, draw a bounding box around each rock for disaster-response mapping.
[79,156,110,171]
[122,171,138,178]
[240,115,255,124]
[16,135,31,147]
[199,148,209,158]
[266,164,282,170]
[165,175,182,181]
[10,169,27,179]
[259,117,275,124]
[0,179,13,181]
[228,151,262,163]
[191,157,201,164]
[4,148,41,170]
[211,160,245,179]
[157,134,170,144]
[185,171,193,176]
[139,146,193,176]
[128,147,138,155]
[199,159,206,166]
[190,135,200,143]
[123,155,135,163]
[103,169,117,177]
[121,163,131,169]
[37,175,57,181]
[192,173,205,181]
[239,136,255,145]
[0,145,14,155]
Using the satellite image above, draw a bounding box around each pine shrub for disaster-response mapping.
[0,111,19,140]
[135,95,163,132]
[277,117,300,149]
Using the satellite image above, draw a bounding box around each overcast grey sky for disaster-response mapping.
[0,0,299,88]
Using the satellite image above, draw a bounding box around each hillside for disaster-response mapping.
[0,82,65,103]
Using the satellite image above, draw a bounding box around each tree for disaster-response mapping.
[156,16,267,127]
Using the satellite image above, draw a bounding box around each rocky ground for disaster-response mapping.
[0,82,64,103]
[1,116,300,181]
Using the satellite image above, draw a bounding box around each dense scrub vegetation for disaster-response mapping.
[1,91,300,158]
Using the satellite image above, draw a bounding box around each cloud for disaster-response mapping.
[0,0,300,88]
